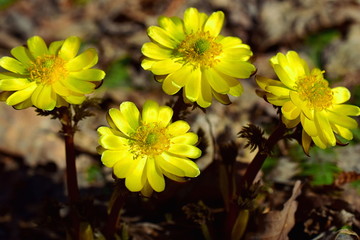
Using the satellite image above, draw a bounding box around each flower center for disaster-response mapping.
[176,31,222,68]
[129,123,170,158]
[296,69,333,110]
[28,55,68,85]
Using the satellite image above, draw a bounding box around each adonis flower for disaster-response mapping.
[97,100,201,196]
[257,51,360,153]
[141,8,256,108]
[0,36,105,110]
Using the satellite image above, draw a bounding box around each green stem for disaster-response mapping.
[61,107,80,240]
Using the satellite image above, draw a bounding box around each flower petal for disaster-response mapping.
[167,144,202,159]
[27,36,48,58]
[326,111,358,129]
[213,91,231,105]
[0,57,28,74]
[167,120,190,136]
[6,82,36,105]
[282,101,301,120]
[314,111,336,147]
[48,40,64,55]
[142,100,159,123]
[229,83,244,97]
[184,67,201,102]
[142,42,173,60]
[329,104,360,116]
[66,48,98,71]
[215,59,255,79]
[156,155,185,177]
[58,36,81,60]
[68,69,105,81]
[125,157,147,192]
[300,113,317,136]
[98,135,127,150]
[184,8,201,34]
[197,75,213,108]
[31,84,57,110]
[203,68,229,94]
[120,101,140,130]
[108,108,136,135]
[161,152,200,177]
[150,58,182,75]
[10,46,33,66]
[171,132,198,145]
[332,87,350,104]
[331,124,353,140]
[0,78,31,91]
[204,11,224,36]
[158,16,185,42]
[101,150,129,168]
[158,106,173,127]
[165,64,192,88]
[113,153,133,178]
[162,75,181,95]
[147,157,165,192]
[60,77,96,94]
[272,64,297,89]
[147,26,179,48]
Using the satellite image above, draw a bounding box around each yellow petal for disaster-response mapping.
[66,48,98,71]
[167,120,190,136]
[108,108,136,135]
[61,77,96,94]
[197,76,213,108]
[27,36,48,58]
[5,82,36,106]
[301,130,312,155]
[213,91,231,105]
[203,68,229,94]
[112,154,133,178]
[162,75,181,95]
[98,135,127,150]
[147,26,179,48]
[282,101,301,120]
[10,46,33,65]
[142,42,173,60]
[158,16,185,42]
[203,11,224,36]
[147,157,165,192]
[161,152,200,177]
[101,150,129,168]
[158,106,173,127]
[167,144,202,159]
[272,64,296,89]
[120,101,140,130]
[156,155,185,177]
[0,78,31,91]
[219,36,244,48]
[221,47,253,61]
[141,58,157,70]
[69,69,105,81]
[314,111,336,147]
[215,59,255,79]
[171,132,198,145]
[331,123,353,140]
[165,64,192,88]
[0,57,28,74]
[58,36,81,60]
[150,58,182,75]
[326,111,358,129]
[48,40,64,55]
[125,157,147,192]
[332,87,351,104]
[184,67,201,102]
[229,83,244,97]
[330,104,360,116]
[31,84,57,110]
[142,100,159,123]
[184,8,201,34]
[300,113,317,136]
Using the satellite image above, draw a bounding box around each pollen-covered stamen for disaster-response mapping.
[296,69,333,110]
[129,123,170,158]
[28,55,68,85]
[176,31,222,68]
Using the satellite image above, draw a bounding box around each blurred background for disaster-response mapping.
[0,0,359,239]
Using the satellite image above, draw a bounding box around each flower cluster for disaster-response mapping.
[0,36,105,110]
[141,7,256,108]
[97,100,201,196]
[257,51,360,153]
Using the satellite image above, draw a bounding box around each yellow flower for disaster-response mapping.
[257,51,360,153]
[141,7,256,108]
[97,100,201,196]
[0,36,105,110]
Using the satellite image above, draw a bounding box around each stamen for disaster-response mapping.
[296,69,333,110]
[176,31,222,68]
[129,122,170,158]
[28,55,68,85]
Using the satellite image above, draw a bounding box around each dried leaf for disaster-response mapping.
[245,181,302,240]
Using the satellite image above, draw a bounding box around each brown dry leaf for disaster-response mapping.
[245,181,302,240]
